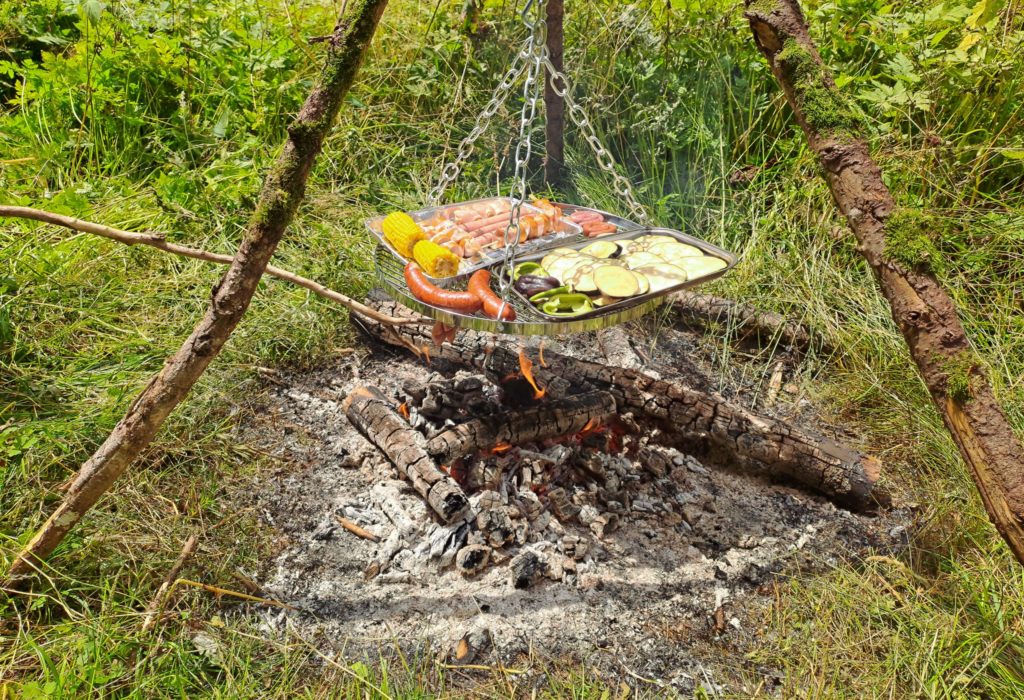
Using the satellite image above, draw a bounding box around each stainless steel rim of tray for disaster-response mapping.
[374,246,667,336]
[373,225,738,336]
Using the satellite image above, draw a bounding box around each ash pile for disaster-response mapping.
[237,332,908,691]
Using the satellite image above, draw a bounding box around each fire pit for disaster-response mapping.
[233,297,907,691]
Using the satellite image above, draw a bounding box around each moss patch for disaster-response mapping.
[942,351,978,403]
[885,208,944,273]
[775,39,862,137]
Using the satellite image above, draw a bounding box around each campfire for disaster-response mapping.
[238,294,900,682]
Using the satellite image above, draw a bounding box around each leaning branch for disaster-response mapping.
[6,0,392,584]
[744,0,1024,563]
[0,205,419,327]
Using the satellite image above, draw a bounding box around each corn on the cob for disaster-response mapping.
[382,212,425,258]
[412,239,460,277]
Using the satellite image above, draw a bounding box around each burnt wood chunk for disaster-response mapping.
[343,386,470,523]
[360,297,885,512]
[425,391,617,464]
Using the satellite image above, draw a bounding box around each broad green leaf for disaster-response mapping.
[1001,149,1024,160]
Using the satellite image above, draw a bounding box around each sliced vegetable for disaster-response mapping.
[633,271,650,294]
[623,252,666,270]
[580,240,620,259]
[677,255,728,278]
[528,285,570,303]
[513,262,546,280]
[540,293,594,316]
[630,263,688,292]
[594,265,640,297]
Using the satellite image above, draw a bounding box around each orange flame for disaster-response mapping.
[398,402,409,420]
[491,442,513,454]
[518,348,546,400]
[421,345,431,366]
[538,340,548,368]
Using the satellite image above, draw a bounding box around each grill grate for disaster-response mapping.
[374,247,668,336]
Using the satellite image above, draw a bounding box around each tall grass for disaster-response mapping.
[2,0,1024,696]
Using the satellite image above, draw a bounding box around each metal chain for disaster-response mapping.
[495,0,547,313]
[428,49,531,206]
[542,57,650,224]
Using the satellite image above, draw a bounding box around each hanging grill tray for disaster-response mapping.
[375,219,737,336]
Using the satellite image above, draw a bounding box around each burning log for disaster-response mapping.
[343,386,471,523]
[425,391,617,464]
[359,296,885,511]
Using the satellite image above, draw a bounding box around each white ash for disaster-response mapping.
[232,327,909,694]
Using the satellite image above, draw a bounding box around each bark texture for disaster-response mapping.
[343,386,471,522]
[671,290,821,354]
[744,0,1024,561]
[543,0,565,186]
[362,297,885,511]
[425,391,617,464]
[6,0,390,583]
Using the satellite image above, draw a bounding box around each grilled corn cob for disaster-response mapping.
[382,211,425,258]
[412,239,460,277]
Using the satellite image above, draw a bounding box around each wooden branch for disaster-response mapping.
[361,297,885,511]
[343,386,471,522]
[141,534,199,632]
[543,0,565,186]
[425,391,617,464]
[0,205,418,328]
[670,290,822,354]
[744,0,1024,563]
[5,0,392,584]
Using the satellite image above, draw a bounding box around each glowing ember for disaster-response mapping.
[398,402,410,420]
[491,442,513,454]
[518,348,546,400]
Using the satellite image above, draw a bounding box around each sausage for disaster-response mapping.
[570,210,603,224]
[582,221,617,236]
[405,263,483,314]
[468,270,516,321]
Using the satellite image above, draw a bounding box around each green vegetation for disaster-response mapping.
[776,38,863,136]
[884,208,945,272]
[2,0,1023,696]
[943,350,978,403]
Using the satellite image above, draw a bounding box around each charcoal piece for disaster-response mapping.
[509,550,546,589]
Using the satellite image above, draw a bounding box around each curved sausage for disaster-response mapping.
[405,263,482,314]
[468,270,516,321]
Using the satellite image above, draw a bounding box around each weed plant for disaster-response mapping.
[1,0,1022,696]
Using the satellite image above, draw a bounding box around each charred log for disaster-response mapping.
[426,391,617,464]
[343,386,471,523]
[360,296,885,512]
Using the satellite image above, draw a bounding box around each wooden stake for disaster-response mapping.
[744,0,1024,564]
[543,0,565,187]
[5,0,392,585]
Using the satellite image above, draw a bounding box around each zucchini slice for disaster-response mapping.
[633,270,650,295]
[594,265,640,298]
[677,255,728,279]
[580,240,621,259]
[622,252,666,270]
[649,242,703,261]
[631,263,688,292]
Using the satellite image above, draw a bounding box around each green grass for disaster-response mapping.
[3,0,1024,696]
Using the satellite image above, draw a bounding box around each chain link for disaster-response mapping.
[428,49,531,206]
[543,57,650,224]
[428,0,650,316]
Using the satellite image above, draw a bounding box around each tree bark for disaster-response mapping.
[543,0,565,187]
[743,0,1024,562]
[361,296,885,511]
[6,0,390,583]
